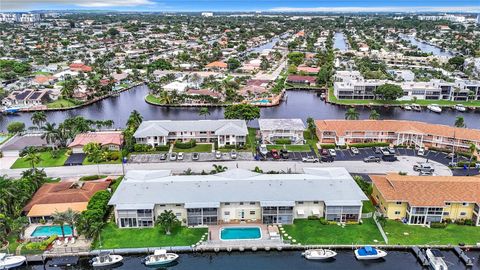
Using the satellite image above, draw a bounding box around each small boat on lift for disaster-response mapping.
[427,104,442,113]
[0,253,27,269]
[143,249,179,266]
[403,105,412,110]
[354,246,388,260]
[426,249,448,270]
[454,104,466,112]
[411,104,422,111]
[302,249,337,260]
[91,251,123,267]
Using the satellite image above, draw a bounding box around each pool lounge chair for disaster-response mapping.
[70,237,75,244]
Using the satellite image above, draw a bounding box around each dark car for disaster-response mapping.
[382,155,398,162]
[159,153,167,160]
[280,149,289,159]
[271,149,280,159]
[192,152,200,161]
[320,148,330,156]
[372,147,382,154]
[321,155,334,162]
[364,156,380,163]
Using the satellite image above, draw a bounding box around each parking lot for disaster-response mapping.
[258,147,316,161]
[129,151,254,163]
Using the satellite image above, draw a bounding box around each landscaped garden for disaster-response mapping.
[173,143,212,153]
[47,98,81,109]
[266,144,312,152]
[11,149,69,169]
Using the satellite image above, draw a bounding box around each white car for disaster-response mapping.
[328,149,337,157]
[350,147,359,155]
[177,152,184,160]
[215,151,222,159]
[230,150,237,159]
[302,156,319,163]
[259,144,268,155]
[417,148,425,156]
[381,148,391,156]
[169,152,177,161]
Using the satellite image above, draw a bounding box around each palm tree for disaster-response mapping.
[89,222,104,245]
[62,208,79,238]
[454,116,466,128]
[306,117,316,139]
[158,91,173,105]
[127,110,143,128]
[212,164,228,173]
[31,112,47,129]
[24,148,42,169]
[376,214,387,228]
[345,108,360,120]
[198,107,210,119]
[41,123,58,149]
[369,109,380,120]
[155,210,179,235]
[52,211,67,238]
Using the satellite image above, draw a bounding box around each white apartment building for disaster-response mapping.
[258,119,306,144]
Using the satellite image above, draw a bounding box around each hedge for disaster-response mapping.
[133,144,170,152]
[155,145,170,151]
[348,142,389,148]
[175,139,197,149]
[275,138,292,145]
[25,235,57,250]
[455,161,478,168]
[430,222,447,229]
[319,144,336,149]
[80,175,107,181]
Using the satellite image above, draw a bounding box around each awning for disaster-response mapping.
[184,202,220,208]
[27,202,88,217]
[260,201,295,207]
[311,208,320,215]
[297,209,305,215]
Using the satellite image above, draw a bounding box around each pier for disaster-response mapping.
[453,246,474,267]
[411,246,430,266]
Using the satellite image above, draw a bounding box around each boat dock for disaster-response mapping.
[411,246,430,266]
[453,246,474,267]
[48,256,79,267]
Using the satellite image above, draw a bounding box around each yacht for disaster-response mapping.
[427,104,442,113]
[91,252,123,267]
[0,253,27,269]
[454,104,466,112]
[411,104,422,111]
[426,249,448,270]
[302,249,337,260]
[354,246,387,260]
[143,249,179,266]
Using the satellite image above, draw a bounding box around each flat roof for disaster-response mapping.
[109,168,368,208]
[258,119,305,131]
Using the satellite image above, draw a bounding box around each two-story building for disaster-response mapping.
[108,168,368,228]
[258,119,306,144]
[371,174,480,226]
[133,120,248,147]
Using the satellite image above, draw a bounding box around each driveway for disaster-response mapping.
[0,157,17,169]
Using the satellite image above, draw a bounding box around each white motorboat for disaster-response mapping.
[411,104,422,111]
[426,249,448,270]
[427,104,442,113]
[143,249,179,266]
[454,104,466,112]
[0,253,27,269]
[403,105,412,111]
[354,246,388,260]
[91,252,123,267]
[302,249,337,260]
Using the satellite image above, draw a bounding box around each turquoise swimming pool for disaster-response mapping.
[0,135,8,144]
[220,227,261,240]
[31,225,73,237]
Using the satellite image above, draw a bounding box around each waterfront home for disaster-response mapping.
[297,65,320,74]
[1,89,50,107]
[68,131,124,153]
[371,174,480,226]
[108,168,367,228]
[23,180,111,223]
[133,120,248,147]
[315,119,480,152]
[286,75,317,86]
[0,134,50,157]
[205,61,228,71]
[258,119,306,144]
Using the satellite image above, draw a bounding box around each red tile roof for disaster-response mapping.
[286,75,316,84]
[68,131,124,148]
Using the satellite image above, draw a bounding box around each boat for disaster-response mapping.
[302,249,337,260]
[2,107,20,114]
[143,249,179,266]
[427,104,442,113]
[0,253,27,269]
[411,104,422,111]
[425,249,448,270]
[320,93,326,100]
[454,104,466,112]
[403,105,412,111]
[354,246,388,260]
[91,251,123,267]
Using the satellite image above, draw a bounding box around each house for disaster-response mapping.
[258,119,306,144]
[315,119,480,151]
[371,174,480,226]
[23,180,111,223]
[68,131,124,153]
[297,65,319,74]
[163,81,189,93]
[205,61,228,71]
[134,120,248,147]
[286,75,317,86]
[2,89,50,106]
[185,89,222,100]
[69,63,92,72]
[108,168,367,228]
[0,134,50,157]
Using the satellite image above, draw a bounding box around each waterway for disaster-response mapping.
[0,87,479,131]
[334,32,348,52]
[400,34,454,57]
[19,250,480,269]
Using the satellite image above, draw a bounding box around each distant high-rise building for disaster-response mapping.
[0,13,39,23]
[477,14,480,24]
[201,12,213,17]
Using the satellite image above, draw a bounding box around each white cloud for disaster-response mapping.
[1,0,155,10]
[269,6,480,13]
[76,0,155,7]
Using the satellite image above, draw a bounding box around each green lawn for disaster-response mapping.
[384,220,480,245]
[173,143,212,153]
[362,200,376,213]
[283,218,384,245]
[304,130,319,155]
[95,223,207,249]
[246,127,258,153]
[145,94,164,105]
[11,149,69,169]
[33,71,52,76]
[267,144,311,152]
[47,98,78,109]
[0,234,21,254]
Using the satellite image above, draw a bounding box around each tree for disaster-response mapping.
[7,121,25,134]
[260,56,269,70]
[306,117,316,139]
[31,111,47,129]
[345,108,360,120]
[155,210,179,235]
[226,58,241,71]
[376,214,387,228]
[369,110,381,120]
[198,107,210,119]
[374,84,404,101]
[107,27,120,37]
[224,104,260,123]
[23,147,42,169]
[287,52,305,66]
[454,116,466,128]
[448,56,465,70]
[52,211,67,238]
[41,123,58,149]
[62,208,80,238]
[83,143,104,173]
[126,110,143,129]
[212,164,228,173]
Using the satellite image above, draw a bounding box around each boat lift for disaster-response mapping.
[453,246,473,267]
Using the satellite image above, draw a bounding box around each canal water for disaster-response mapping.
[334,32,348,51]
[399,34,454,57]
[1,86,479,131]
[19,250,480,269]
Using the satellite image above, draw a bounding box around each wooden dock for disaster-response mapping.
[411,246,430,266]
[453,246,474,267]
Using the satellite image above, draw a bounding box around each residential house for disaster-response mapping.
[258,119,306,144]
[68,131,124,153]
[205,61,228,71]
[69,63,92,72]
[286,75,317,86]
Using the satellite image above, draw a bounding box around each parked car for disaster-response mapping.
[363,156,380,163]
[259,144,268,156]
[302,156,319,163]
[372,147,382,154]
[413,163,434,172]
[350,147,359,155]
[381,148,391,156]
[328,149,337,157]
[271,149,280,159]
[169,152,177,161]
[192,152,199,161]
[321,155,334,162]
[417,148,425,156]
[215,151,222,159]
[230,150,237,159]
[177,152,184,160]
[419,171,433,176]
[159,153,167,160]
[280,149,289,159]
[387,147,396,155]
[320,148,330,156]
[381,155,398,162]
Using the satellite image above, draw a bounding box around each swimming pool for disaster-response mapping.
[220,227,262,241]
[0,135,8,144]
[31,225,73,237]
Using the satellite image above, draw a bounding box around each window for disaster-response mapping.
[460,212,467,216]
[396,202,402,205]
[159,204,166,207]
[443,212,449,216]
[250,211,256,215]
[298,201,304,204]
[175,204,182,207]
[313,201,319,204]
[249,202,256,205]
[224,202,230,205]
[462,202,469,206]
[224,211,230,215]
[395,211,401,215]
[445,202,451,206]
[239,202,244,205]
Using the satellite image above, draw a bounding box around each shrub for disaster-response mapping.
[134,144,153,152]
[25,235,57,250]
[430,222,447,229]
[175,139,196,149]
[154,145,170,151]
[347,142,389,148]
[7,121,25,134]
[319,144,336,149]
[319,217,328,225]
[221,144,237,149]
[307,215,319,220]
[456,161,477,168]
[275,138,292,145]
[107,151,120,161]
[455,219,466,225]
[79,175,107,181]
[464,219,474,226]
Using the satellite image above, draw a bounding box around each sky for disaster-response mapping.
[1,0,480,13]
